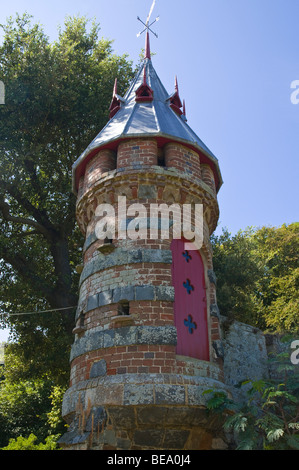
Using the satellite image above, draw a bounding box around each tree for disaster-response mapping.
[0,13,134,381]
[0,378,53,446]
[212,223,299,333]
[251,223,299,332]
[211,228,264,328]
[1,433,60,450]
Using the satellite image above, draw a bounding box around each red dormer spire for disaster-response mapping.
[109,78,120,119]
[169,76,183,116]
[175,75,179,94]
[109,78,126,119]
[135,64,153,102]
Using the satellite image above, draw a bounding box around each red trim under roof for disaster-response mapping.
[73,136,221,193]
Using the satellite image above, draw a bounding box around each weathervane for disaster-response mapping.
[137,0,159,38]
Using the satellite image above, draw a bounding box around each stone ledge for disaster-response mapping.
[80,248,172,282]
[61,373,231,420]
[70,325,177,362]
[85,285,175,314]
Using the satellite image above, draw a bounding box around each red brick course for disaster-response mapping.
[165,142,202,180]
[117,139,158,168]
[70,343,224,386]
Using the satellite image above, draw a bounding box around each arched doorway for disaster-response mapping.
[171,239,209,361]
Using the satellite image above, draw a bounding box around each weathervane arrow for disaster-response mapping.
[137,0,159,38]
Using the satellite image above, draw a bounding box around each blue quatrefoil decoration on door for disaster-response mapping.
[183,279,194,294]
[182,250,192,263]
[184,315,197,334]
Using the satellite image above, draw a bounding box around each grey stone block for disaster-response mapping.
[213,340,224,359]
[210,303,220,318]
[155,384,185,405]
[83,231,97,251]
[142,249,172,264]
[137,406,167,425]
[89,360,107,378]
[163,429,190,449]
[135,285,155,301]
[130,249,143,263]
[87,294,98,311]
[103,429,117,447]
[133,429,164,447]
[164,406,208,427]
[155,285,175,301]
[137,326,177,346]
[187,384,208,406]
[208,269,217,285]
[113,286,135,303]
[85,406,106,431]
[107,406,136,429]
[58,430,90,446]
[98,290,112,307]
[123,384,154,405]
[138,185,157,199]
[102,329,115,348]
[114,327,136,346]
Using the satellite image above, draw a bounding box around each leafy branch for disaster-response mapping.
[205,339,299,450]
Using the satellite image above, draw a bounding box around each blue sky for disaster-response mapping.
[0,0,298,340]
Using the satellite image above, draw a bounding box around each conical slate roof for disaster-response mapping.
[72,35,222,193]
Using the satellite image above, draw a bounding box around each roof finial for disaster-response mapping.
[137,0,159,60]
[113,78,118,96]
[145,31,151,60]
[175,76,179,94]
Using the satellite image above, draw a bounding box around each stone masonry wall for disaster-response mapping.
[221,317,269,401]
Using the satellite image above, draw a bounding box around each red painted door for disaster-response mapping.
[171,239,209,361]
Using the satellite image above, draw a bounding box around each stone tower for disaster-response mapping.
[60,32,230,450]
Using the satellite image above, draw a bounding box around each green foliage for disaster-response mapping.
[212,223,299,333]
[0,378,52,446]
[206,340,299,450]
[46,384,68,434]
[0,376,67,447]
[0,13,134,382]
[252,224,299,332]
[0,341,4,364]
[211,227,262,327]
[1,433,60,450]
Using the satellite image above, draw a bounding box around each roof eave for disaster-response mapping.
[72,132,223,195]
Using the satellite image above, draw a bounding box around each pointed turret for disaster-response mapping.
[72,56,222,193]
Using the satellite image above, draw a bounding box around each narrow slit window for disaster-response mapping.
[118,301,130,316]
[157,149,166,168]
